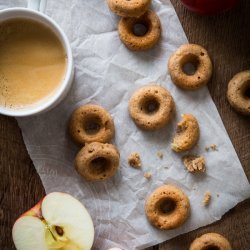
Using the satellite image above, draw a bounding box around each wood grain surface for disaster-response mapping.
[0,0,249,249]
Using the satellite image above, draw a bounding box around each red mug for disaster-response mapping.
[180,0,239,15]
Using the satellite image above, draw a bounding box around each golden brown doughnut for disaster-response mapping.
[168,44,212,90]
[145,185,190,230]
[227,70,250,116]
[107,0,151,17]
[129,85,175,130]
[118,10,161,51]
[189,233,232,250]
[171,114,200,152]
[69,104,114,145]
[75,142,120,181]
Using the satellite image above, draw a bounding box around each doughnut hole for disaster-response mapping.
[133,19,151,36]
[181,54,200,76]
[202,246,220,250]
[140,96,160,114]
[83,115,101,135]
[89,157,111,176]
[243,80,250,99]
[157,198,176,215]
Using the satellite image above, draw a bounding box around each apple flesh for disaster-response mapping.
[12,192,94,250]
[180,0,239,15]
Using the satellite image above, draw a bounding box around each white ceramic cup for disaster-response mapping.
[0,0,74,117]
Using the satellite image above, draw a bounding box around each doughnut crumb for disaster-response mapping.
[210,144,218,151]
[157,151,164,159]
[203,191,211,206]
[183,155,206,173]
[144,172,152,180]
[205,144,218,151]
[128,152,141,168]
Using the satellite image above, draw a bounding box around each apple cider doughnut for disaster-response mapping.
[75,142,120,181]
[118,10,161,51]
[145,185,190,230]
[227,70,250,116]
[107,0,151,18]
[168,44,212,90]
[69,104,114,145]
[129,85,175,130]
[189,233,232,250]
[171,114,200,152]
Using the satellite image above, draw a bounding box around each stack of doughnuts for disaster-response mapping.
[69,104,120,181]
[107,0,161,51]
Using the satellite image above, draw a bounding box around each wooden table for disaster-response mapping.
[1,1,249,249]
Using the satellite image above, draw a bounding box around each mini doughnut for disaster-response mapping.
[145,185,190,230]
[189,233,232,250]
[69,104,114,145]
[227,70,250,116]
[118,10,161,51]
[171,114,200,152]
[168,44,213,90]
[129,85,175,130]
[107,0,151,18]
[75,142,120,181]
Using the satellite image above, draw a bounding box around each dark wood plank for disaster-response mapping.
[0,116,45,250]
[0,1,249,250]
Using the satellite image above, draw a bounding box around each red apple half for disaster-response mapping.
[12,192,94,250]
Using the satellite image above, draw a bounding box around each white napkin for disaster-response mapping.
[1,0,249,249]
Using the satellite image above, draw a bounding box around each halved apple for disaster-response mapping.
[12,192,94,250]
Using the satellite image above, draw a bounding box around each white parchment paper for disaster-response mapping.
[1,0,250,249]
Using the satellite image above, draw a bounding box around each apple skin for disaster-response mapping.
[180,0,239,15]
[22,199,43,218]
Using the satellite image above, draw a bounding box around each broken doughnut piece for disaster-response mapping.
[183,155,206,173]
[128,152,141,168]
[203,191,211,206]
[144,172,152,179]
[171,114,200,152]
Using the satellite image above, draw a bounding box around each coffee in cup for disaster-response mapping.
[0,17,67,109]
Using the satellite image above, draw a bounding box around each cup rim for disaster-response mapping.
[0,7,74,117]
